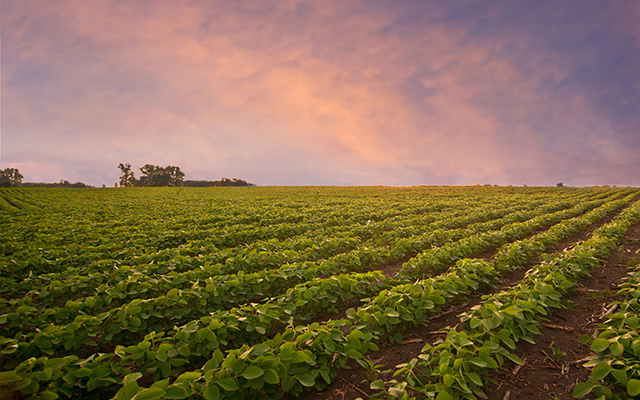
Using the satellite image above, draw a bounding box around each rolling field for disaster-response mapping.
[1,186,640,400]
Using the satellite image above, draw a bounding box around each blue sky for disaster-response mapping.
[2,0,639,186]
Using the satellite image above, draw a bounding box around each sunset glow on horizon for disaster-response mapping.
[2,1,639,187]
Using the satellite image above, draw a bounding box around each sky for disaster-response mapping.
[1,1,639,187]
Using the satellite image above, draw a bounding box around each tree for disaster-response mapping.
[0,168,23,187]
[118,163,136,187]
[137,164,184,187]
[164,165,185,187]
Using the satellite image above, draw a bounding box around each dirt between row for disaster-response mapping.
[300,217,640,400]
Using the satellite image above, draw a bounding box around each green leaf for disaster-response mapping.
[202,385,220,400]
[435,390,454,400]
[151,379,170,390]
[350,329,365,339]
[610,342,624,357]
[116,382,140,400]
[132,387,166,400]
[35,367,53,381]
[279,347,297,361]
[123,373,142,385]
[175,371,201,383]
[213,349,224,364]
[217,378,239,392]
[347,349,363,359]
[628,379,640,397]
[465,372,482,386]
[263,369,279,385]
[230,359,246,375]
[0,371,21,384]
[296,374,315,387]
[389,384,407,397]
[468,358,488,367]
[572,382,595,399]
[323,338,336,352]
[590,362,611,380]
[10,377,31,392]
[505,353,523,365]
[39,391,59,400]
[164,386,190,399]
[578,335,592,344]
[501,337,516,350]
[443,374,455,387]
[590,338,611,352]
[503,307,520,316]
[385,308,400,318]
[525,324,541,335]
[251,344,270,356]
[73,368,94,378]
[611,369,628,385]
[242,366,264,380]
[293,350,310,363]
[481,319,494,330]
[370,379,385,390]
[44,358,67,369]
[282,376,296,391]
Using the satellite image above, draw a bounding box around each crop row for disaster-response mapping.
[0,201,564,364]
[397,191,633,279]
[0,192,632,354]
[1,194,637,399]
[369,197,640,399]
[103,196,640,399]
[16,189,627,362]
[3,187,549,273]
[1,188,578,297]
[573,260,640,399]
[5,197,522,300]
[1,192,610,369]
[0,192,611,343]
[0,260,494,399]
[19,186,603,289]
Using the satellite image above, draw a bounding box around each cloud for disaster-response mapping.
[2,0,639,186]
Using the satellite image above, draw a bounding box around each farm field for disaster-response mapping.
[1,186,640,400]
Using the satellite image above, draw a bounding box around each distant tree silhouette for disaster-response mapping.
[21,180,92,188]
[183,178,255,187]
[118,163,136,187]
[0,168,23,187]
[137,164,185,187]
[117,164,252,187]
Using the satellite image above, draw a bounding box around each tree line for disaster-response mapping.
[0,165,254,188]
[1,167,92,188]
[117,163,254,187]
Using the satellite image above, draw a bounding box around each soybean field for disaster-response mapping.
[2,186,640,400]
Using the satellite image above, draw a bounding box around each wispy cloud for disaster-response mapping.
[2,0,638,186]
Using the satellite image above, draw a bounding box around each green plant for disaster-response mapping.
[549,346,566,363]
[357,357,391,383]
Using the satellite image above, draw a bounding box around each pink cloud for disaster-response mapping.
[2,0,638,186]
